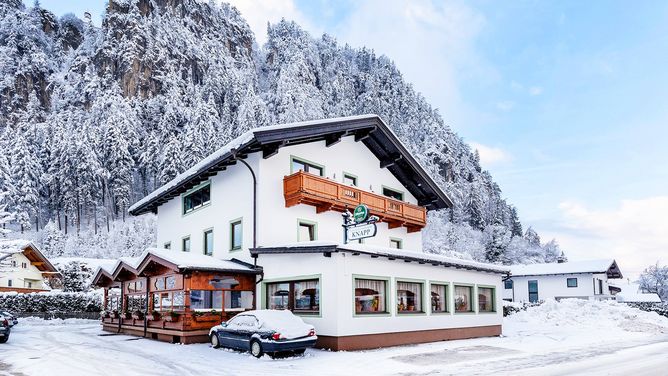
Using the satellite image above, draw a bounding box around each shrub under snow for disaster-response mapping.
[0,291,102,313]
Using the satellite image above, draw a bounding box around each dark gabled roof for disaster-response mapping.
[129,115,452,216]
[249,242,509,275]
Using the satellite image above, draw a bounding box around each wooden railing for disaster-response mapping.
[284,171,426,232]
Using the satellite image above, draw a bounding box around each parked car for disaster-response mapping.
[209,310,317,358]
[0,314,10,343]
[0,311,18,327]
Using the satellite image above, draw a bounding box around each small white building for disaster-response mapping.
[503,259,623,302]
[610,281,662,303]
[127,115,509,350]
[0,240,61,292]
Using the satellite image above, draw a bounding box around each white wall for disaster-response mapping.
[258,252,503,337]
[156,135,425,264]
[506,273,617,302]
[0,252,47,289]
[257,136,423,252]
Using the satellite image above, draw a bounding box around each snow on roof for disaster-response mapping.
[251,241,509,274]
[0,239,32,255]
[0,239,59,273]
[511,259,622,277]
[138,248,256,273]
[338,243,510,274]
[608,281,663,303]
[128,114,379,214]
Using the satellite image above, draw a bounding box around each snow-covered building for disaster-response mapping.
[610,281,662,303]
[503,259,623,302]
[98,115,509,350]
[0,240,61,292]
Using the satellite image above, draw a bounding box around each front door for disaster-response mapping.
[528,280,539,303]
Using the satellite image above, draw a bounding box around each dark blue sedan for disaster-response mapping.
[0,315,11,343]
[209,310,317,358]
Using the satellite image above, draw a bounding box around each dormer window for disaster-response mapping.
[382,186,404,201]
[183,182,211,214]
[291,156,324,177]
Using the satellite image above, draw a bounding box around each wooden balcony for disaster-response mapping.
[284,171,427,233]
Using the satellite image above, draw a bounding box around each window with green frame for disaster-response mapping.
[291,157,324,176]
[230,220,242,250]
[182,237,190,252]
[343,173,357,186]
[478,286,495,312]
[298,221,316,242]
[430,284,448,313]
[389,238,402,249]
[454,285,473,312]
[163,242,171,250]
[182,183,210,214]
[203,229,213,255]
[382,187,404,201]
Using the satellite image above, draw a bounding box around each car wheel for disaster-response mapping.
[250,340,264,358]
[293,349,305,356]
[210,334,220,349]
[0,335,8,344]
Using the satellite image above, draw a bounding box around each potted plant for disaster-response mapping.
[123,310,132,319]
[100,310,109,319]
[149,310,161,321]
[164,311,180,322]
[111,310,120,319]
[192,309,221,322]
[132,309,144,320]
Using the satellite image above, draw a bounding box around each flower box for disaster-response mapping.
[132,313,144,320]
[164,313,180,322]
[193,314,221,323]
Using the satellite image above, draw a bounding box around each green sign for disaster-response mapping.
[353,204,369,223]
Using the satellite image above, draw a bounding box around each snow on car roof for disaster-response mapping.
[511,259,622,277]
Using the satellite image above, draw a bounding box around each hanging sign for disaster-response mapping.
[353,204,369,223]
[346,222,377,241]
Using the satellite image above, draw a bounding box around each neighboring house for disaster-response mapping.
[503,259,623,302]
[95,115,509,350]
[610,281,662,303]
[0,240,61,292]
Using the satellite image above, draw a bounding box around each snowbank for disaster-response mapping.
[507,299,668,334]
[17,317,98,326]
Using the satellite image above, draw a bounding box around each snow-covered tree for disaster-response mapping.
[59,260,94,292]
[638,263,668,302]
[10,132,40,232]
[159,134,184,184]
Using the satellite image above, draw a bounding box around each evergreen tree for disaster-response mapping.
[10,132,40,231]
[524,227,541,248]
[159,134,184,184]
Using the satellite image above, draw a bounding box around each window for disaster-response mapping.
[298,221,316,242]
[25,281,32,288]
[127,295,147,312]
[397,281,423,313]
[291,157,324,176]
[190,290,223,310]
[504,280,513,289]
[598,279,603,295]
[567,278,578,288]
[225,291,254,311]
[230,220,242,250]
[343,173,357,186]
[204,229,214,255]
[431,284,448,313]
[152,291,185,312]
[478,287,495,312]
[22,262,27,269]
[528,280,539,303]
[389,238,402,249]
[266,279,320,314]
[382,187,403,201]
[182,237,190,252]
[11,260,16,267]
[454,285,473,312]
[164,242,171,250]
[7,280,11,287]
[182,183,210,214]
[354,278,387,314]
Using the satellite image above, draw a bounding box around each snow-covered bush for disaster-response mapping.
[0,291,102,313]
[502,300,542,317]
[625,302,668,319]
[58,260,94,292]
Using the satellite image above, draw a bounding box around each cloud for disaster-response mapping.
[469,142,512,165]
[541,197,668,280]
[223,0,319,45]
[496,100,515,111]
[528,86,543,96]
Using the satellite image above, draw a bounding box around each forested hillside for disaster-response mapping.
[0,0,561,263]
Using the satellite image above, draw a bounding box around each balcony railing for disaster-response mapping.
[284,171,427,232]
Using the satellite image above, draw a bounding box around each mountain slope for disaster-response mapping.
[0,0,560,263]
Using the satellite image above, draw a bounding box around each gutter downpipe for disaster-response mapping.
[232,153,258,266]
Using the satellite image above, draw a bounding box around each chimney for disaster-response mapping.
[557,251,568,263]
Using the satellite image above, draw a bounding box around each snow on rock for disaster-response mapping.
[507,299,668,334]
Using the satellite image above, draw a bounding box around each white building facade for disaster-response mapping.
[129,115,508,350]
[503,260,623,303]
[0,241,60,292]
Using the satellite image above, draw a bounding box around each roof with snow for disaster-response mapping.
[128,115,452,216]
[250,241,509,274]
[510,259,623,279]
[608,281,663,303]
[135,248,259,274]
[0,239,59,274]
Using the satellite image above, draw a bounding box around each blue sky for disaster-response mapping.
[33,0,668,278]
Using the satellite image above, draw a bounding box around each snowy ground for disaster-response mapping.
[1,300,667,376]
